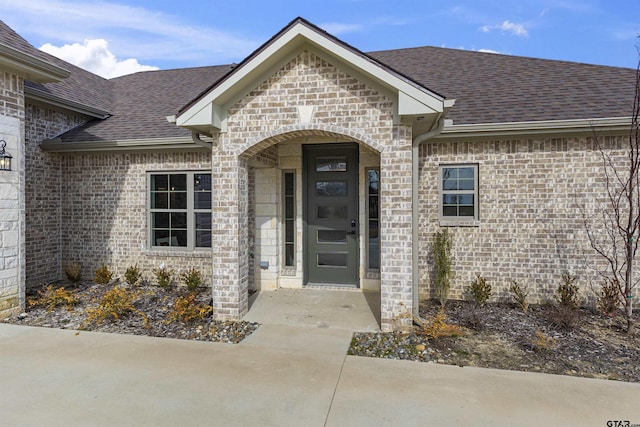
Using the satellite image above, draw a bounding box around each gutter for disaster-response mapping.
[410,115,447,317]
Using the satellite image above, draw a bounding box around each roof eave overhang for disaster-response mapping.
[40,136,209,153]
[433,117,633,140]
[25,86,111,119]
[0,44,69,83]
[176,19,447,134]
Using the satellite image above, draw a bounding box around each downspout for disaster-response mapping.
[411,115,446,317]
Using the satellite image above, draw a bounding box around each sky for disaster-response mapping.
[0,0,638,79]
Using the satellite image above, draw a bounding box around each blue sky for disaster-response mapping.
[0,0,638,78]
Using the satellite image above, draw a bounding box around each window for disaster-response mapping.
[283,171,295,267]
[439,165,478,220]
[149,172,211,249]
[367,168,380,270]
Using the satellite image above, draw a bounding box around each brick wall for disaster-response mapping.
[0,72,24,318]
[24,103,89,286]
[59,151,213,284]
[418,135,636,305]
[210,50,414,330]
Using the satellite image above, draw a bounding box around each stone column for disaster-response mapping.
[379,125,414,331]
[0,115,23,318]
[210,141,249,320]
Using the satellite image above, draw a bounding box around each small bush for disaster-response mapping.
[417,307,464,338]
[85,285,148,326]
[509,280,529,313]
[550,304,579,330]
[64,263,82,284]
[468,274,491,307]
[557,272,579,309]
[166,294,213,323]
[28,285,79,312]
[597,278,621,318]
[124,264,141,285]
[433,228,453,307]
[181,268,203,293]
[94,264,114,285]
[153,263,174,290]
[531,330,557,353]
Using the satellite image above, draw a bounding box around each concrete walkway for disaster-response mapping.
[1,291,639,426]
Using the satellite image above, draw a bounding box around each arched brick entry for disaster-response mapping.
[210,124,415,332]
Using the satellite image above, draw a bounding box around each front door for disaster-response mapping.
[304,144,359,286]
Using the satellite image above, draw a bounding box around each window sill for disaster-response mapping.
[144,248,212,258]
[439,219,481,227]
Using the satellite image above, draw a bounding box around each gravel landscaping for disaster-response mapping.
[5,282,640,382]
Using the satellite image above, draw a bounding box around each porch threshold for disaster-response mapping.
[304,283,359,291]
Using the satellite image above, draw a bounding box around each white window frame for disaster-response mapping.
[366,167,380,271]
[438,164,479,222]
[147,171,212,251]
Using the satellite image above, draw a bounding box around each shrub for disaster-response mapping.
[64,263,82,284]
[181,268,203,293]
[509,280,529,313]
[28,285,79,312]
[531,330,557,353]
[597,278,621,318]
[166,294,213,323]
[124,264,141,285]
[550,304,579,330]
[557,272,579,309]
[94,264,114,285]
[85,285,148,326]
[468,274,491,307]
[416,307,464,339]
[153,263,174,290]
[433,228,453,307]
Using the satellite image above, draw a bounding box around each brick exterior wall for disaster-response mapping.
[24,103,90,287]
[58,151,213,284]
[0,72,24,318]
[418,135,639,305]
[210,50,414,330]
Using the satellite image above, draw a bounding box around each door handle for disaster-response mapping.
[349,230,357,235]
[351,219,357,228]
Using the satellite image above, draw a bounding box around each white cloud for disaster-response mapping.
[319,22,364,35]
[40,39,159,78]
[477,48,501,54]
[481,20,529,37]
[0,0,259,65]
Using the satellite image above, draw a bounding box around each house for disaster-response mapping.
[0,17,636,331]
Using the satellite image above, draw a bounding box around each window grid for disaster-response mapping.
[148,172,212,250]
[439,165,478,221]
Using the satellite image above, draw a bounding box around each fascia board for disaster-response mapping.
[0,44,69,82]
[40,137,208,153]
[434,117,633,140]
[25,86,110,119]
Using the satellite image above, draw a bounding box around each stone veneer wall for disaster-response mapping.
[24,103,90,287]
[59,151,213,284]
[418,135,638,304]
[0,72,24,318]
[210,50,414,330]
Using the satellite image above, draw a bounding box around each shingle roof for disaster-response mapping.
[370,46,636,125]
[4,17,632,143]
[59,65,232,142]
[0,20,113,114]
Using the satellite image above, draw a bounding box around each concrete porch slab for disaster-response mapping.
[243,288,380,332]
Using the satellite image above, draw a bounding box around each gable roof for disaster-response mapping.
[176,17,451,134]
[4,17,630,146]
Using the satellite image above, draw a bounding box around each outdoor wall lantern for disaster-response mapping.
[0,140,12,171]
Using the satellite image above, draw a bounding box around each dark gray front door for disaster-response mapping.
[304,144,359,286]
